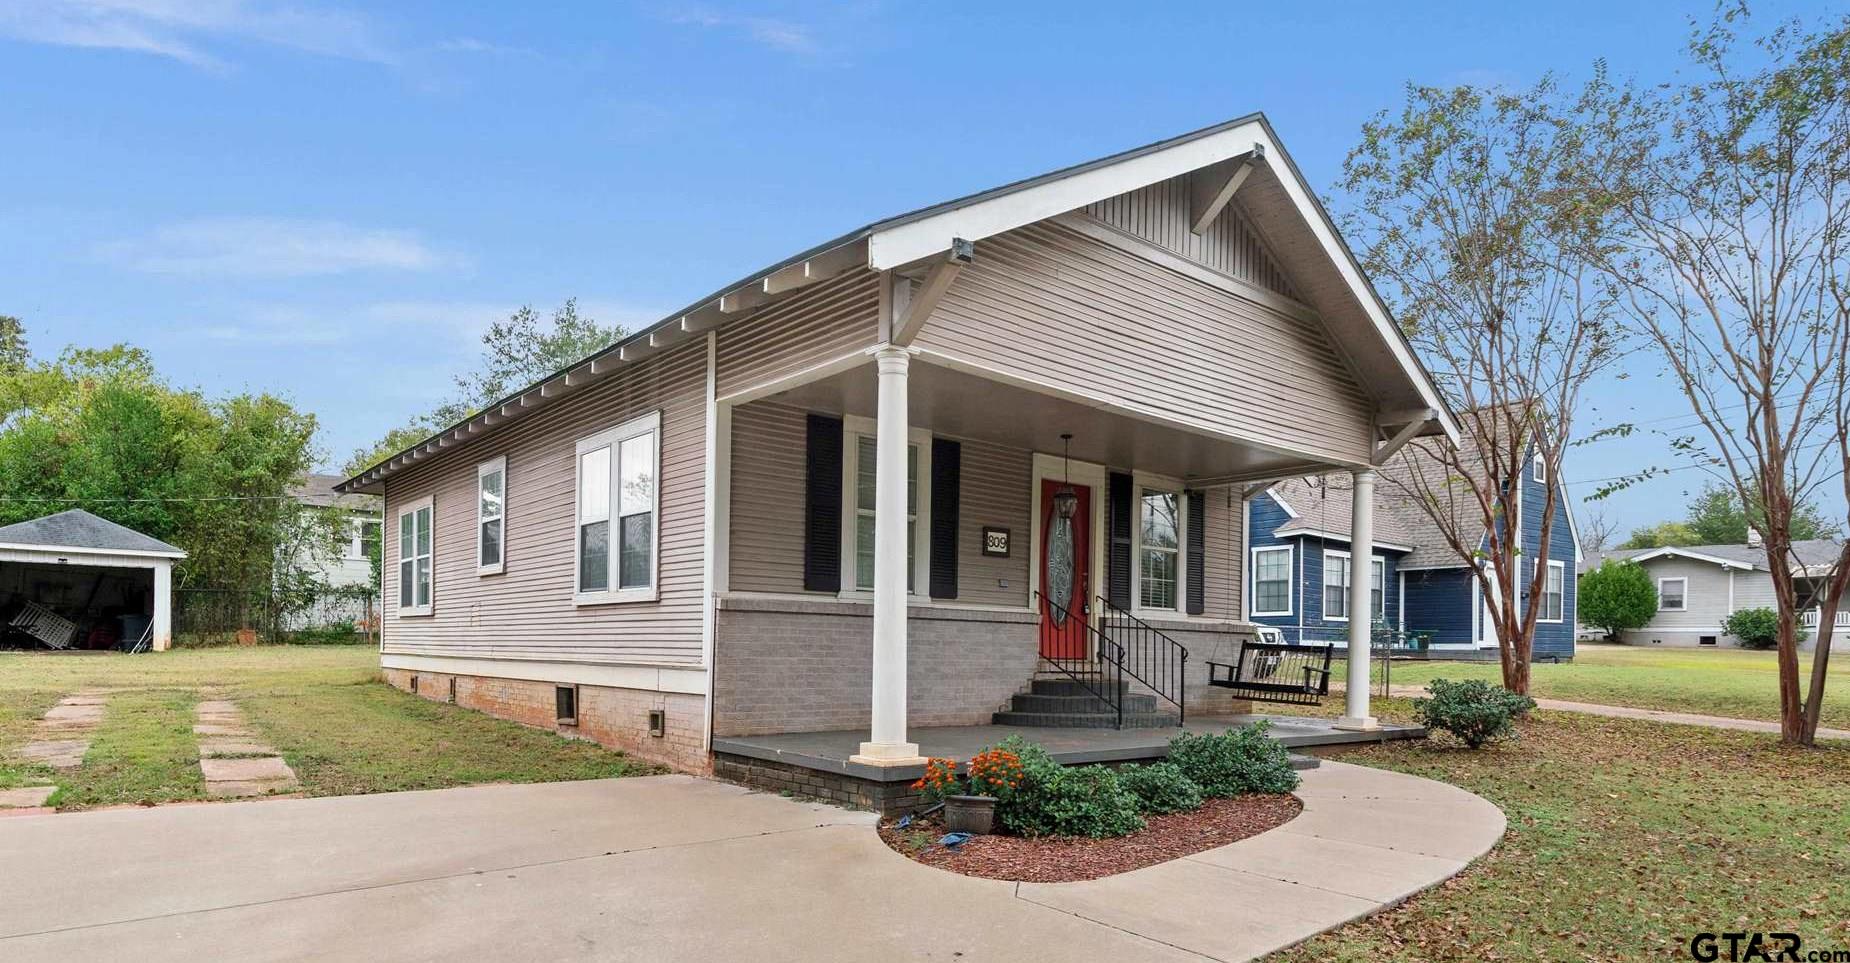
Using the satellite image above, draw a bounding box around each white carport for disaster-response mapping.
[0,510,185,652]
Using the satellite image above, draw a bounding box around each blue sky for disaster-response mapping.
[1,0,1840,540]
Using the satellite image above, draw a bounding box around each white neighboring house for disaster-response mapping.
[1582,538,1848,651]
[280,474,381,629]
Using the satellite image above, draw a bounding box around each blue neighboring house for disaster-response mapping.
[1244,444,1580,660]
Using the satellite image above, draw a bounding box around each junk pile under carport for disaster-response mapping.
[0,510,185,652]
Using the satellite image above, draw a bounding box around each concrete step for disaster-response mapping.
[1007,692,1160,715]
[991,710,1182,729]
[1028,677,1131,699]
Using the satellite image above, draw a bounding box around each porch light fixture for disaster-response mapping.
[1052,433,1079,520]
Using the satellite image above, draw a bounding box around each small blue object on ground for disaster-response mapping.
[939,832,972,848]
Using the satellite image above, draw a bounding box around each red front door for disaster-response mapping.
[1038,478,1092,659]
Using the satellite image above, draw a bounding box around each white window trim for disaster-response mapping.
[1321,549,1385,623]
[838,415,932,602]
[345,516,378,561]
[1532,454,1547,483]
[573,410,662,606]
[1539,559,1566,623]
[1130,473,1187,616]
[1658,576,1687,612]
[396,495,434,617]
[1249,544,1293,617]
[476,455,507,576]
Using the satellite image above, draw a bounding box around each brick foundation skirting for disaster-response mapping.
[712,753,924,814]
[381,667,710,774]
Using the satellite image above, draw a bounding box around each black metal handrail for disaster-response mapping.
[1096,597,1189,723]
[1032,590,1126,729]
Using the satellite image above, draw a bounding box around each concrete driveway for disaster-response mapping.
[0,764,1503,962]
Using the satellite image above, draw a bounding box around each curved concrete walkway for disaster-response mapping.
[0,763,1502,962]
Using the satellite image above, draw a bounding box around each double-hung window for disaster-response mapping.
[1541,560,1565,622]
[1323,551,1384,622]
[1250,545,1292,616]
[843,423,930,594]
[575,412,660,604]
[1138,489,1181,610]
[477,456,506,575]
[397,496,433,616]
[348,518,381,561]
[1658,577,1686,612]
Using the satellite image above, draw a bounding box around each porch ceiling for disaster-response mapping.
[764,356,1334,485]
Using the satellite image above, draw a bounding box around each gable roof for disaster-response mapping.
[0,509,186,558]
[1586,540,1845,576]
[290,473,379,512]
[339,113,1460,495]
[1269,478,1422,554]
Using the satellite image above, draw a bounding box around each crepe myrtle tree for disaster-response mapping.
[1576,4,1850,744]
[1340,78,1628,694]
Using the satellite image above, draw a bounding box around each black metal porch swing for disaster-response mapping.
[1205,477,1337,706]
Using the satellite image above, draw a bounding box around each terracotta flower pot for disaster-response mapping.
[943,794,998,835]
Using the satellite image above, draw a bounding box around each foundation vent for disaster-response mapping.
[648,709,666,738]
[556,685,578,726]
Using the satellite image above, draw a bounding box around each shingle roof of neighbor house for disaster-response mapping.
[289,474,379,511]
[336,113,1461,495]
[1585,539,1846,575]
[0,509,186,557]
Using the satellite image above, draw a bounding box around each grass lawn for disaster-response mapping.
[0,646,655,809]
[1275,701,1850,961]
[1369,644,1850,730]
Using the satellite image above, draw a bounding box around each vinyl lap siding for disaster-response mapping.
[956,437,1031,607]
[1083,177,1300,299]
[1200,487,1242,621]
[381,339,707,667]
[1403,567,1476,645]
[1520,461,1578,657]
[727,401,808,594]
[915,222,1375,466]
[715,270,879,398]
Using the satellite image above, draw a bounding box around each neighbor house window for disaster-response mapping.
[1250,545,1292,616]
[477,456,506,575]
[350,518,381,561]
[1323,551,1384,622]
[1138,489,1181,610]
[1541,560,1565,622]
[1658,577,1686,612]
[397,496,433,616]
[839,417,932,591]
[574,411,660,604]
[1324,551,1351,621]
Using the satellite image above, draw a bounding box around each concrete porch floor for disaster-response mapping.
[713,714,1425,782]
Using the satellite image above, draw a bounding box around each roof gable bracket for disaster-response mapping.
[1190,144,1264,235]
[891,238,973,346]
[1373,408,1437,466]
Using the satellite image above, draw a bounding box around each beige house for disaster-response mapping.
[337,115,1459,792]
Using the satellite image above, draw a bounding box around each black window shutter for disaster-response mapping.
[1107,471,1133,609]
[1186,490,1206,615]
[929,438,960,599]
[803,414,843,592]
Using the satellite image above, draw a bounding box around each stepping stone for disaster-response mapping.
[199,741,275,757]
[200,756,297,785]
[0,786,56,808]
[194,724,255,737]
[196,700,240,714]
[60,695,109,706]
[207,780,285,799]
[42,704,105,725]
[18,740,88,769]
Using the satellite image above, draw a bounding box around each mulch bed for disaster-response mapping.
[878,793,1303,882]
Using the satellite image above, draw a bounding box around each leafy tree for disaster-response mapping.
[346,300,628,476]
[1620,521,1700,549]
[0,325,319,623]
[0,315,26,374]
[1577,560,1658,639]
[1341,77,1627,694]
[1579,4,1850,744]
[1684,482,1835,545]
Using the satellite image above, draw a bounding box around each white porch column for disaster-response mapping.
[852,346,924,765]
[1336,469,1378,730]
[151,559,173,652]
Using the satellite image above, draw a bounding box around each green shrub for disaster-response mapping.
[1116,761,1204,815]
[1165,722,1300,796]
[987,736,1143,838]
[1577,560,1658,639]
[1722,607,1803,651]
[1414,678,1537,748]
